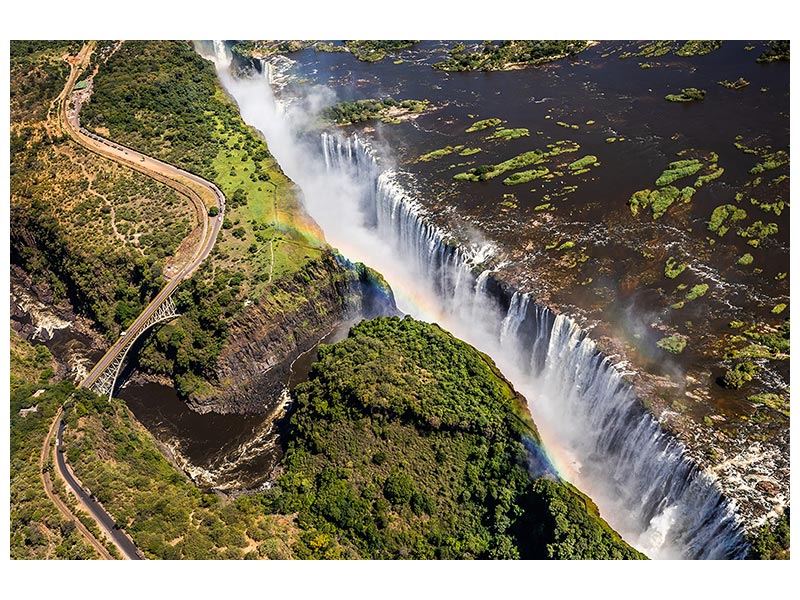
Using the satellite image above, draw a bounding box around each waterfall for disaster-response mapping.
[212,40,231,68]
[317,133,749,560]
[204,52,749,559]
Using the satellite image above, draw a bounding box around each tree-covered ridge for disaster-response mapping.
[81,40,242,179]
[272,316,645,559]
[323,98,430,125]
[42,317,640,560]
[434,40,590,72]
[748,508,790,559]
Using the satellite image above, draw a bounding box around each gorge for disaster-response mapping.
[202,41,764,558]
[10,39,789,561]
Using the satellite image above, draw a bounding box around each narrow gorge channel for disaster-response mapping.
[205,43,749,559]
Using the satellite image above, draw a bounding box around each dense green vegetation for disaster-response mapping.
[568,155,599,172]
[232,40,417,63]
[62,387,299,559]
[503,166,550,186]
[676,40,723,56]
[323,98,429,125]
[10,332,97,559]
[79,41,354,402]
[619,41,677,59]
[629,152,722,219]
[487,127,530,141]
[664,256,687,279]
[721,319,789,399]
[466,118,503,132]
[708,204,747,236]
[748,509,790,559]
[657,334,687,354]
[418,145,464,162]
[343,40,417,62]
[665,87,706,102]
[10,41,81,122]
[738,220,778,247]
[231,40,310,58]
[655,159,703,186]
[628,186,695,219]
[435,40,589,72]
[53,318,645,560]
[748,393,789,417]
[271,317,645,559]
[454,142,579,182]
[82,41,253,180]
[721,361,760,389]
[756,41,789,63]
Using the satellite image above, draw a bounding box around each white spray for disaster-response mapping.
[202,43,747,559]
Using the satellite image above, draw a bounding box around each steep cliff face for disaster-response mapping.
[185,251,397,414]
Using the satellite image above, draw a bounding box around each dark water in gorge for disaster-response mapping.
[14,267,357,492]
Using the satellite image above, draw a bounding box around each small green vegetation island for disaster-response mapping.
[231,40,418,63]
[323,98,430,125]
[665,87,706,102]
[434,40,591,71]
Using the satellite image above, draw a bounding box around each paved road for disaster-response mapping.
[40,407,114,559]
[55,420,143,559]
[41,42,227,559]
[59,50,226,393]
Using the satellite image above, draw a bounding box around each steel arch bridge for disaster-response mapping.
[86,296,180,399]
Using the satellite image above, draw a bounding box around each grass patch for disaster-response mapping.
[323,98,429,125]
[435,40,589,72]
[568,155,598,172]
[628,186,694,219]
[686,283,709,300]
[708,204,747,236]
[676,41,723,56]
[417,145,464,162]
[459,147,482,156]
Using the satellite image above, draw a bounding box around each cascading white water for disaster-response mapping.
[320,135,748,560]
[204,44,748,559]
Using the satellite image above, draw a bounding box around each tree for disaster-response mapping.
[208,205,219,217]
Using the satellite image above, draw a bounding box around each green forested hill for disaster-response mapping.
[50,316,645,559]
[272,316,646,559]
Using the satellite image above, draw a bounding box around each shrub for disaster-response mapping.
[657,335,687,354]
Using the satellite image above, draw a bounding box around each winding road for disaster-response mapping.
[43,41,228,559]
